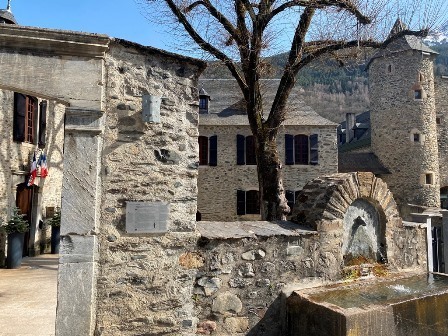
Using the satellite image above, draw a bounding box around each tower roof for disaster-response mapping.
[0,1,17,24]
[388,18,408,39]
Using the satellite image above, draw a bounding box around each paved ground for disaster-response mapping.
[0,254,58,336]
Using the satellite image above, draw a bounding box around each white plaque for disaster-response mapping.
[126,202,169,234]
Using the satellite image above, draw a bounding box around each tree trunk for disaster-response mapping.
[255,134,289,220]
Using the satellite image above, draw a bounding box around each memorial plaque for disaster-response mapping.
[126,202,169,234]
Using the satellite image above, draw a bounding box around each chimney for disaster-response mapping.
[346,113,356,143]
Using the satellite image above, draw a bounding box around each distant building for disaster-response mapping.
[197,79,338,221]
[338,19,448,217]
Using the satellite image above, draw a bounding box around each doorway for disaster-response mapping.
[15,183,34,256]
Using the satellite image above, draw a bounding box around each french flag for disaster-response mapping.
[27,153,37,187]
[39,153,48,178]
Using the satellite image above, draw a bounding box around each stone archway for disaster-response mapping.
[291,172,402,266]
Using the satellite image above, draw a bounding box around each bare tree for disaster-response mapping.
[143,0,447,220]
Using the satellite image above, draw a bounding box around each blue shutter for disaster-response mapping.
[237,134,245,165]
[310,134,319,165]
[237,190,246,215]
[285,134,294,165]
[209,135,217,166]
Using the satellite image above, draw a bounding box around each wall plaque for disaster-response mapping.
[126,202,169,234]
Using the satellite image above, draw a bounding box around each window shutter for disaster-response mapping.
[237,190,246,215]
[13,92,26,142]
[209,135,217,166]
[310,134,319,165]
[285,134,294,165]
[38,101,47,148]
[198,136,209,165]
[237,134,245,165]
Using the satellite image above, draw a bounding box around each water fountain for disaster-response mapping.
[288,172,447,336]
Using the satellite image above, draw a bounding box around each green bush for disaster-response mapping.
[2,207,29,234]
[48,207,61,227]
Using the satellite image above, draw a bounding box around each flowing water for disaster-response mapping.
[309,273,448,309]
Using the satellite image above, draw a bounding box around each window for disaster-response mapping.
[413,133,420,142]
[285,134,319,165]
[198,135,217,166]
[237,190,260,215]
[237,135,256,165]
[286,190,301,214]
[387,64,392,73]
[199,97,208,111]
[13,93,37,143]
[425,173,433,185]
[437,117,442,125]
[414,89,423,100]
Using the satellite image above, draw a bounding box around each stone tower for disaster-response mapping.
[369,19,440,216]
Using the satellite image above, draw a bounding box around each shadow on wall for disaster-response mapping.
[246,296,284,336]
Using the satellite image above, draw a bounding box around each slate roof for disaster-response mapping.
[198,78,337,126]
[338,111,371,150]
[0,9,16,24]
[338,152,390,175]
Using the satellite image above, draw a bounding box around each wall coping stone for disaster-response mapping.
[197,220,316,239]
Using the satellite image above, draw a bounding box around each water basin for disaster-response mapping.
[286,273,448,336]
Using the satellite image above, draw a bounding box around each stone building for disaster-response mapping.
[0,10,433,336]
[0,6,65,263]
[338,19,448,217]
[197,79,339,221]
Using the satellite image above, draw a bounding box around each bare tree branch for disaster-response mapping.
[163,0,247,91]
[268,0,371,25]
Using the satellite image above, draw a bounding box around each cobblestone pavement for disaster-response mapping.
[0,254,58,336]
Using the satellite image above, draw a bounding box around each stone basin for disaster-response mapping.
[286,273,448,336]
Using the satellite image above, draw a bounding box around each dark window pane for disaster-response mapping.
[237,190,246,215]
[246,190,260,214]
[198,136,208,165]
[286,190,294,215]
[199,97,208,110]
[13,92,26,142]
[237,134,245,165]
[414,133,420,142]
[414,90,422,100]
[246,135,256,165]
[294,135,309,164]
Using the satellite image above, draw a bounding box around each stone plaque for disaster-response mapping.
[126,202,169,234]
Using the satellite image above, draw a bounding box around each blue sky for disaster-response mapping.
[6,0,175,51]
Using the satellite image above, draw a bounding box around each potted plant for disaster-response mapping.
[1,207,29,269]
[48,207,61,254]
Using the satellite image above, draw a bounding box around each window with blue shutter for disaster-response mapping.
[237,134,245,165]
[237,190,246,215]
[209,135,217,166]
[285,134,294,165]
[310,134,319,165]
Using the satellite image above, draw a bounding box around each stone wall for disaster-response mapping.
[436,76,448,188]
[198,125,338,221]
[370,50,440,214]
[94,40,206,336]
